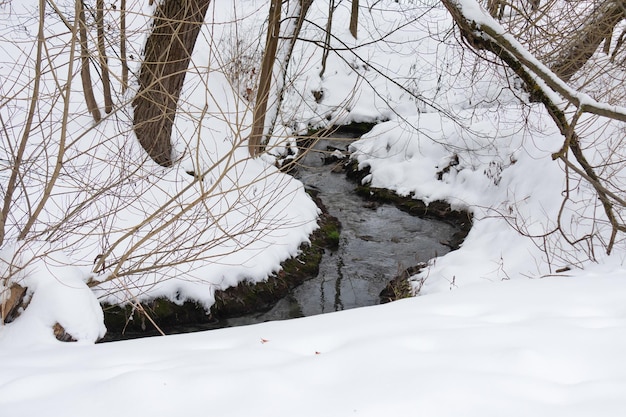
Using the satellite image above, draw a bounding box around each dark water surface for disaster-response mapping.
[100,135,460,341]
[220,136,458,327]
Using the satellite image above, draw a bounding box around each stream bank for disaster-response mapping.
[100,202,339,341]
[100,126,470,341]
[225,132,465,325]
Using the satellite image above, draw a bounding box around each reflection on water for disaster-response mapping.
[221,137,457,327]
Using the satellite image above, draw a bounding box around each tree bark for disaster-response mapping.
[350,0,359,38]
[96,0,113,113]
[120,0,129,92]
[248,0,282,157]
[264,0,314,141]
[320,0,335,78]
[550,1,626,82]
[133,0,212,167]
[78,0,101,123]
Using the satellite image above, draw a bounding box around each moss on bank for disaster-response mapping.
[344,159,473,303]
[101,193,341,340]
[210,198,339,318]
[346,160,472,250]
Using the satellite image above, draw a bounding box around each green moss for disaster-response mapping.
[207,193,339,319]
[102,298,211,339]
[326,229,340,247]
[316,214,341,251]
[151,298,173,317]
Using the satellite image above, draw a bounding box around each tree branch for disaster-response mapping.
[442,0,626,254]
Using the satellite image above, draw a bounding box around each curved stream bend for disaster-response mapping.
[222,135,459,326]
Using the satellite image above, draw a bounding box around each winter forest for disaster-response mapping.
[2,0,626,415]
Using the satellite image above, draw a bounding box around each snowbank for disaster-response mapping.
[1,272,626,416]
[1,0,624,350]
[349,107,576,293]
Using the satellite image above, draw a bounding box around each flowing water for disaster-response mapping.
[221,136,458,327]
[101,134,461,341]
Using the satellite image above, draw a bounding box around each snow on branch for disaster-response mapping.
[444,0,626,123]
[443,0,626,255]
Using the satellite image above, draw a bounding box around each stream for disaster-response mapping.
[100,133,461,341]
[220,135,459,327]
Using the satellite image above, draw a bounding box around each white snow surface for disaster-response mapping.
[2,0,626,414]
[2,273,626,416]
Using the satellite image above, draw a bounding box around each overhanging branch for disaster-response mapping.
[442,0,626,254]
[443,0,626,123]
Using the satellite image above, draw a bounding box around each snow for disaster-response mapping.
[0,0,320,324]
[0,244,106,347]
[2,0,626,414]
[2,273,626,416]
[453,0,626,120]
[349,107,578,293]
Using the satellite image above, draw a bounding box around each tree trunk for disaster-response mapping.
[78,0,101,123]
[349,0,359,38]
[320,0,335,78]
[550,1,626,82]
[120,0,129,92]
[96,0,113,114]
[248,0,282,157]
[133,0,212,167]
[264,0,314,142]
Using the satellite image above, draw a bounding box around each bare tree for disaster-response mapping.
[248,0,282,157]
[442,0,626,256]
[120,0,129,92]
[319,0,336,78]
[96,0,113,113]
[133,0,212,166]
[0,1,318,337]
[78,0,101,122]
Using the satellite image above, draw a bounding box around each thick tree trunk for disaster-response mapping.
[133,0,211,167]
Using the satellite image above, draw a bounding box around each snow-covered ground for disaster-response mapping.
[2,0,626,414]
[2,273,626,416]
